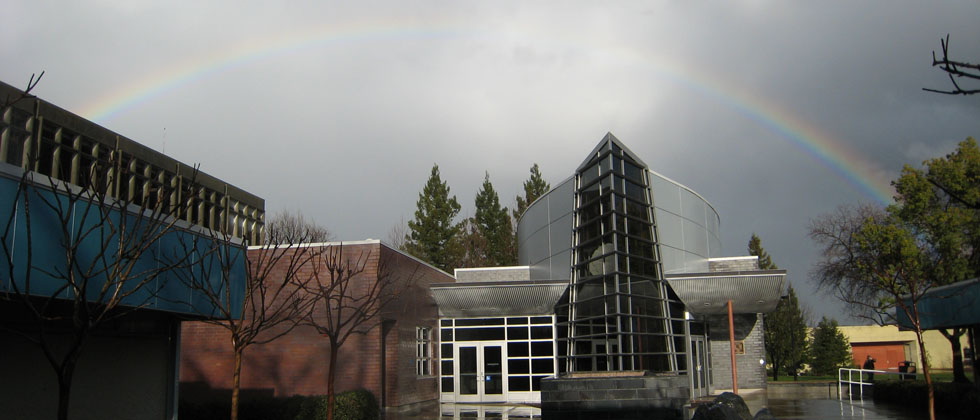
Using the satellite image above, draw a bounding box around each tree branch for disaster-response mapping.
[924,35,980,95]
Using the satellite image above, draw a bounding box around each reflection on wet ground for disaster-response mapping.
[768,398,925,420]
[387,398,929,420]
[439,404,540,419]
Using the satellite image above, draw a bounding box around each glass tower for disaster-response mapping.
[559,134,687,373]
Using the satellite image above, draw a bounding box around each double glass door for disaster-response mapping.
[456,342,505,403]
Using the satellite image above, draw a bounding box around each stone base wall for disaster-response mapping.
[541,375,688,420]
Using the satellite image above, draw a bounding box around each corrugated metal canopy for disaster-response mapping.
[665,270,786,315]
[431,281,568,318]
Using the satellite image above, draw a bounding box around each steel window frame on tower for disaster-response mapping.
[558,135,688,374]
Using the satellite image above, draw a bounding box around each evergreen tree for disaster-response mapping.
[763,285,809,380]
[809,317,852,376]
[475,173,516,266]
[749,235,806,380]
[513,163,551,222]
[748,233,778,269]
[451,217,489,268]
[405,164,461,272]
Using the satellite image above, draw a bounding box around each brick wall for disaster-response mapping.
[706,313,767,390]
[179,242,453,408]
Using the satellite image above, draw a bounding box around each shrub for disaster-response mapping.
[180,391,379,420]
[873,379,980,417]
[333,390,379,420]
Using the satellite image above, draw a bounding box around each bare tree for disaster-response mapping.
[1,71,43,108]
[299,243,418,420]
[810,204,942,420]
[924,35,980,95]
[386,216,409,251]
[265,209,332,244]
[1,145,197,420]
[172,214,327,420]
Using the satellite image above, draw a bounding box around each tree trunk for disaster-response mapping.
[914,327,936,420]
[327,339,338,420]
[232,347,243,420]
[57,363,75,420]
[771,361,779,381]
[940,328,968,383]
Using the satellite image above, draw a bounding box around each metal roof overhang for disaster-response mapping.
[430,280,569,318]
[665,270,787,315]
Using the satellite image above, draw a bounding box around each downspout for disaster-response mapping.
[729,300,738,394]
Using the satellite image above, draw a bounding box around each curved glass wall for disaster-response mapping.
[515,177,574,280]
[559,135,686,373]
[517,171,721,280]
[648,172,721,274]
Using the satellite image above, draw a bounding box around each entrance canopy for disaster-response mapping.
[431,280,568,318]
[665,270,786,315]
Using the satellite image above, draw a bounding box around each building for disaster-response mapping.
[179,240,455,409]
[177,133,785,416]
[0,81,261,419]
[839,324,971,373]
[839,278,980,376]
[433,134,786,414]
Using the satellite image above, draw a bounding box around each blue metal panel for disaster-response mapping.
[0,172,246,319]
[897,279,980,330]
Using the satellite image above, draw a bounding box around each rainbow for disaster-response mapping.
[77,22,893,206]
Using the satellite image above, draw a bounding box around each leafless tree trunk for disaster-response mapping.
[1,141,196,420]
[171,212,327,420]
[299,243,418,420]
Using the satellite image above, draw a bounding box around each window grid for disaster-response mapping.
[564,139,687,374]
[416,327,432,376]
[439,316,557,393]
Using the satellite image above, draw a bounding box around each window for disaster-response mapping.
[416,327,432,376]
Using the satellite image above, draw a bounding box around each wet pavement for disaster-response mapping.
[388,397,931,420]
[767,398,926,419]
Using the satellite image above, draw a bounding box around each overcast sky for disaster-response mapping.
[4,1,979,324]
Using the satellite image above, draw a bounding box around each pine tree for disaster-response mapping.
[405,164,461,272]
[748,233,778,269]
[513,163,551,222]
[749,235,806,380]
[763,285,809,380]
[475,173,516,266]
[809,317,852,376]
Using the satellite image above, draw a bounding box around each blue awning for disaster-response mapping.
[897,278,980,330]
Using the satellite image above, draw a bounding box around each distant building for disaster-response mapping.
[840,324,971,372]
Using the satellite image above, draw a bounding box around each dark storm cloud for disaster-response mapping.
[3,0,978,323]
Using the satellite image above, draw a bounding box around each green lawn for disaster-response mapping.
[768,374,838,382]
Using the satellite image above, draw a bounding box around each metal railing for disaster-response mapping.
[838,368,917,400]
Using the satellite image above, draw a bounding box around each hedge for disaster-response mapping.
[873,380,980,418]
[180,389,379,420]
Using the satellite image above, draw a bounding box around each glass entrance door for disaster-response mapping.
[691,337,709,398]
[456,343,506,403]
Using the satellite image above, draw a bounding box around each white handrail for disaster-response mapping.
[838,368,913,400]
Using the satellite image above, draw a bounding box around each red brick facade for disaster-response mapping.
[179,241,453,408]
